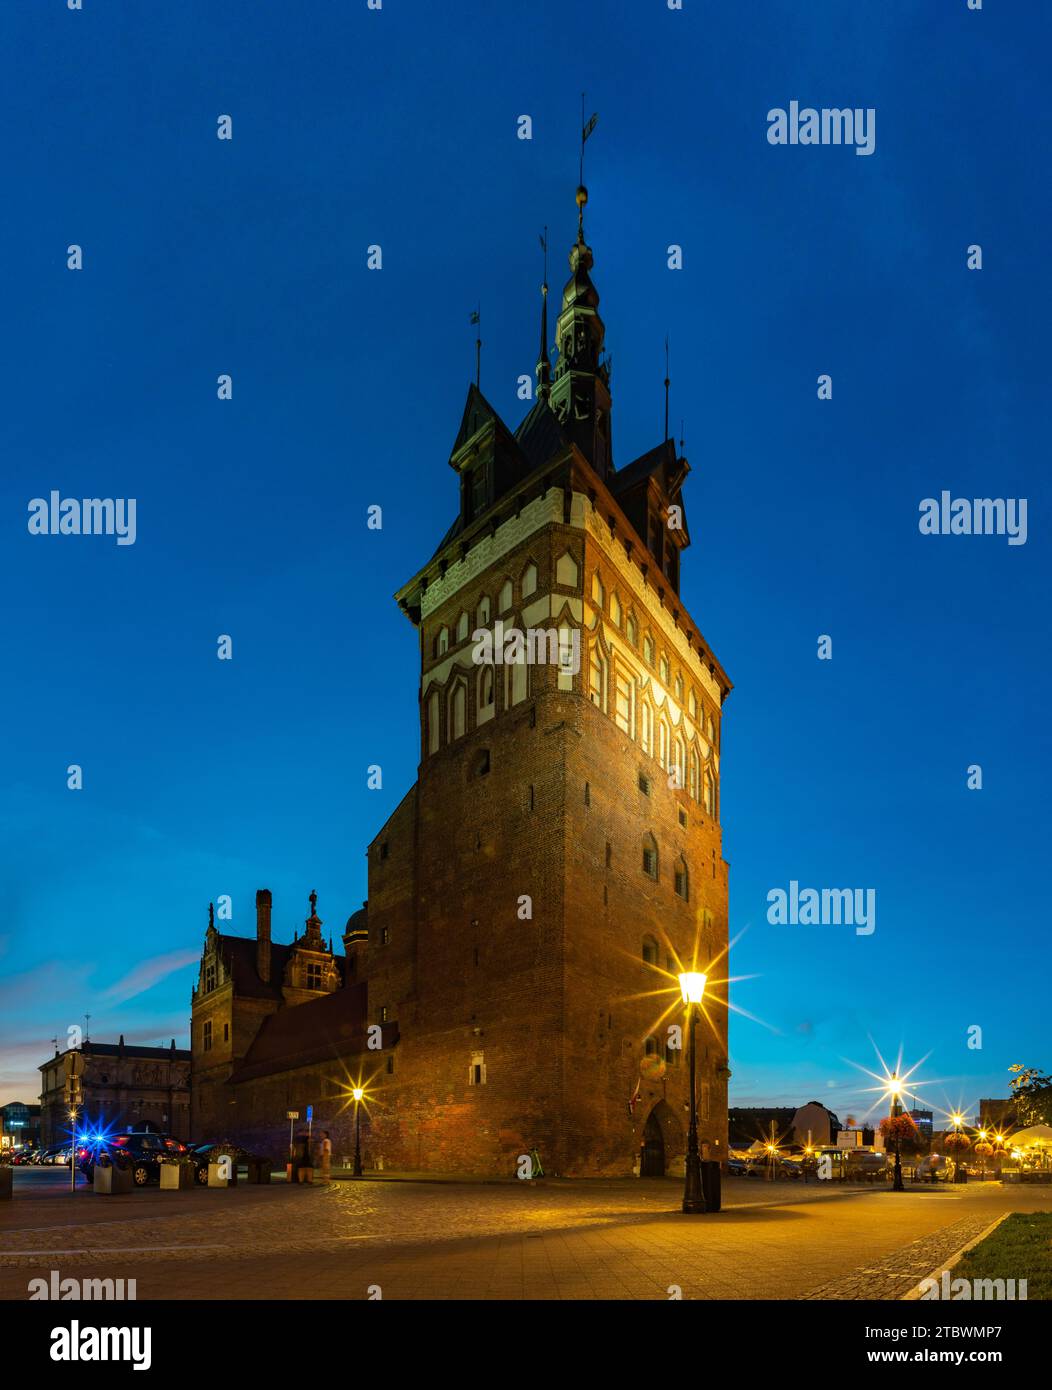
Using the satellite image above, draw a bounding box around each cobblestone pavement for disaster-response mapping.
[1,1172,1046,1300]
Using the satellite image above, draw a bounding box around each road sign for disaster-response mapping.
[306,1105,313,1122]
[286,1110,299,1120]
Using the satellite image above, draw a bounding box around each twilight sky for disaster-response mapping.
[1,0,1048,1122]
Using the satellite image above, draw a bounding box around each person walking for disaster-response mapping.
[295,1130,313,1185]
[319,1129,332,1181]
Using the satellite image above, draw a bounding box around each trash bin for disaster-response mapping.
[245,1157,271,1185]
[702,1160,721,1213]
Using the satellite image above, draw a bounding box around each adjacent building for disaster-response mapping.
[39,1039,191,1145]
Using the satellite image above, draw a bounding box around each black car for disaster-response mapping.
[76,1131,187,1186]
[184,1142,261,1185]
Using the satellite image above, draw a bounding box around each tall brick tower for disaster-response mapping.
[362,186,731,1177]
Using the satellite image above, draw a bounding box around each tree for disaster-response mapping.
[1008,1064,1052,1127]
[880,1113,926,1156]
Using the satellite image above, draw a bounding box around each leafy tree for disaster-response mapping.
[1008,1064,1052,1127]
[880,1113,927,1156]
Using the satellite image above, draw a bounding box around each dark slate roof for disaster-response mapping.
[79,1042,191,1061]
[513,398,570,472]
[611,437,679,496]
[230,984,395,1083]
[218,934,288,1000]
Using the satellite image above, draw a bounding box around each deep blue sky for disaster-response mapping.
[1,1,1048,1122]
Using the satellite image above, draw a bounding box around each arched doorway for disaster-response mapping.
[641,1108,665,1176]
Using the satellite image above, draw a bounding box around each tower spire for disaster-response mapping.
[537,228,551,403]
[664,336,671,443]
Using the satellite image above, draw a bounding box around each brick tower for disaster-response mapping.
[360,185,732,1177]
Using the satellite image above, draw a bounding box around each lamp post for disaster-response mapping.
[678,971,707,1214]
[886,1076,904,1192]
[352,1087,364,1178]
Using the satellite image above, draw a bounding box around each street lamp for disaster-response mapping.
[885,1075,905,1192]
[678,971,707,1214]
[352,1087,364,1178]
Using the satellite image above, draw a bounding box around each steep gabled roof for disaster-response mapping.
[513,397,571,472]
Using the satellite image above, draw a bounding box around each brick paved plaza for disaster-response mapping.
[3,1168,1048,1300]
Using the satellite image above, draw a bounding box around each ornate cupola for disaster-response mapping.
[548,184,613,479]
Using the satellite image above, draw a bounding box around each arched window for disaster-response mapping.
[688,746,700,801]
[557,625,575,691]
[477,665,495,718]
[522,562,538,598]
[591,572,605,609]
[674,856,689,901]
[672,737,685,789]
[436,626,449,657]
[456,611,469,643]
[427,690,441,755]
[614,669,634,736]
[498,578,513,613]
[610,592,622,627]
[588,646,606,710]
[658,718,670,770]
[626,613,638,646]
[642,935,659,966]
[449,681,467,740]
[689,689,699,720]
[477,595,491,626]
[707,714,716,743]
[644,1035,659,1057]
[556,551,579,587]
[504,656,528,707]
[659,654,670,685]
[641,701,653,756]
[674,673,684,703]
[703,770,715,816]
[642,834,658,880]
[643,634,655,667]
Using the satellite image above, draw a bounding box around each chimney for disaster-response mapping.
[256,888,272,984]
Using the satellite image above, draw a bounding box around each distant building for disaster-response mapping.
[1,1101,41,1151]
[790,1101,841,1147]
[728,1108,796,1147]
[39,1038,191,1145]
[909,1109,933,1139]
[979,1098,1015,1132]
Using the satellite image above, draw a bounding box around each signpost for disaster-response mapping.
[63,1052,84,1194]
[306,1104,313,1150]
[286,1110,299,1169]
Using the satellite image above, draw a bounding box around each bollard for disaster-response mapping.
[207,1157,238,1188]
[245,1157,272,1185]
[0,1166,12,1200]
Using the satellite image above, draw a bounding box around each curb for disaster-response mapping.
[900,1212,1010,1300]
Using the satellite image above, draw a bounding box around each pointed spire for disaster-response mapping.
[664,337,671,443]
[208,902,215,930]
[536,228,551,403]
[548,178,612,477]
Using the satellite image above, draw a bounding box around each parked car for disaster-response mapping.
[725,1156,749,1176]
[77,1132,187,1186]
[184,1142,263,1185]
[37,1143,72,1166]
[915,1153,949,1182]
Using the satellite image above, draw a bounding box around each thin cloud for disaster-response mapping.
[96,948,199,1006]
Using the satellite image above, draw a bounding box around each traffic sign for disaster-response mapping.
[286,1110,299,1120]
[306,1105,313,1122]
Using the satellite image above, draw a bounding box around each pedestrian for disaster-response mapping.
[319,1129,332,1181]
